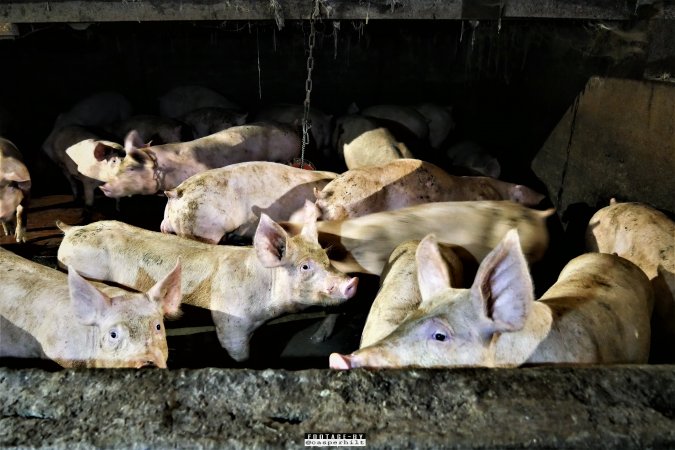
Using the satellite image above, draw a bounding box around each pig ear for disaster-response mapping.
[146,260,182,318]
[68,267,112,326]
[254,214,289,268]
[165,189,177,199]
[93,142,124,162]
[470,229,534,332]
[300,200,320,242]
[124,130,145,152]
[416,234,451,304]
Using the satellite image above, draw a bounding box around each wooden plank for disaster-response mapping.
[0,0,655,23]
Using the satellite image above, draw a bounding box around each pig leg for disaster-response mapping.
[310,313,339,343]
[1,220,10,237]
[14,204,26,243]
[212,310,257,362]
[82,180,98,208]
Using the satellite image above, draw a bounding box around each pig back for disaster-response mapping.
[533,253,653,364]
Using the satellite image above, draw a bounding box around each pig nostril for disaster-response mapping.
[141,361,157,369]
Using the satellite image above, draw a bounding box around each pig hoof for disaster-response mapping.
[329,353,351,370]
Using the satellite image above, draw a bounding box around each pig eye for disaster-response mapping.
[433,331,448,342]
[155,323,161,331]
[109,329,119,340]
[300,262,312,271]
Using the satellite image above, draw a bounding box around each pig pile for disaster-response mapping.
[1,86,672,371]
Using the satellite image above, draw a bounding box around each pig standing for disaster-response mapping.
[330,231,653,369]
[0,138,30,242]
[179,107,248,138]
[45,125,124,207]
[108,115,192,144]
[0,246,182,368]
[360,239,466,348]
[158,85,239,118]
[282,200,552,275]
[586,199,675,362]
[361,104,430,141]
[413,103,455,150]
[57,210,358,362]
[254,104,333,153]
[315,159,545,221]
[98,123,301,198]
[161,161,337,243]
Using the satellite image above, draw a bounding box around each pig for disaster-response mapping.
[330,231,653,369]
[98,123,301,198]
[314,159,545,221]
[44,125,124,207]
[586,199,675,362]
[282,200,552,276]
[179,107,248,139]
[413,103,455,150]
[360,239,466,348]
[0,246,182,368]
[0,138,30,242]
[161,161,337,243]
[360,104,430,141]
[332,115,414,169]
[108,115,192,144]
[158,85,239,118]
[446,140,501,178]
[57,210,358,362]
[254,104,333,153]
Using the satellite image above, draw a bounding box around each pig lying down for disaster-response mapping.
[315,159,545,221]
[98,123,301,197]
[161,162,337,243]
[331,231,653,369]
[283,200,552,275]
[0,138,30,242]
[0,247,181,368]
[57,209,358,362]
[586,199,675,362]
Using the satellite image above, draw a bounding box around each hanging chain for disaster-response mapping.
[300,0,322,167]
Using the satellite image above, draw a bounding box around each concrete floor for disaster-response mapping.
[1,365,674,448]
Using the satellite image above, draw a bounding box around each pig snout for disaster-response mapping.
[327,276,358,299]
[138,348,168,369]
[330,352,356,370]
[99,183,114,197]
[160,217,174,234]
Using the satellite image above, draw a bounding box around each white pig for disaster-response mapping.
[0,138,30,242]
[360,239,466,348]
[281,200,552,275]
[586,199,675,362]
[98,123,301,198]
[158,85,239,118]
[254,104,333,153]
[361,104,430,141]
[314,159,545,221]
[413,103,455,150]
[0,246,182,368]
[44,125,123,207]
[57,211,358,362]
[161,161,337,243]
[179,107,248,139]
[332,115,414,169]
[330,231,653,369]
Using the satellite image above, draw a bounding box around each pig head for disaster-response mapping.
[99,130,159,197]
[67,138,126,182]
[331,230,652,369]
[0,246,182,368]
[0,138,31,242]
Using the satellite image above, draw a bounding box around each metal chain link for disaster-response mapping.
[300,0,322,167]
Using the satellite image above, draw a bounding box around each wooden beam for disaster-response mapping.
[0,0,667,23]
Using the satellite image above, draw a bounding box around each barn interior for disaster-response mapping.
[1,1,674,448]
